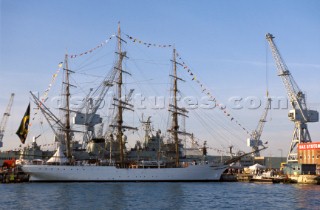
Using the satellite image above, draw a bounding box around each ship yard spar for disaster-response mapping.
[63,53,72,161]
[172,49,180,167]
[116,22,125,167]
[112,22,137,167]
[29,53,75,162]
[168,48,190,167]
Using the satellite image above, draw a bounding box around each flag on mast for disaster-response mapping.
[16,103,30,144]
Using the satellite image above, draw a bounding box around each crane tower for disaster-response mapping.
[0,93,15,148]
[247,97,272,157]
[266,33,319,163]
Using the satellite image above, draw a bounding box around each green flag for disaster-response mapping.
[16,103,30,144]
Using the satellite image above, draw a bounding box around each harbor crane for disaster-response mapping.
[247,97,272,157]
[0,93,15,148]
[73,64,118,143]
[266,33,319,163]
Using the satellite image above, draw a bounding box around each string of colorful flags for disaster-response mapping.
[124,34,173,48]
[122,35,249,133]
[28,34,114,134]
[69,34,115,59]
[30,62,63,125]
[42,62,63,103]
[175,51,250,135]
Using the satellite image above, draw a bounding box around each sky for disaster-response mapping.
[0,0,319,157]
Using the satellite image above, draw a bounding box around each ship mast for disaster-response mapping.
[116,23,124,166]
[168,48,189,167]
[111,22,137,167]
[64,54,72,161]
[172,49,179,167]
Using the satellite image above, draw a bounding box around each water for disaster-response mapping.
[1,182,320,210]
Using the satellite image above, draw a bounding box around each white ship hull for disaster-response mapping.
[22,164,227,182]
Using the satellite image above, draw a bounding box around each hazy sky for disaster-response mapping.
[1,0,319,157]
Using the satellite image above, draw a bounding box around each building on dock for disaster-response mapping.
[297,142,320,175]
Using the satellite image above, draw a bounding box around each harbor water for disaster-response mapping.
[1,182,320,209]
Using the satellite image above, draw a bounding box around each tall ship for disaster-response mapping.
[20,24,236,182]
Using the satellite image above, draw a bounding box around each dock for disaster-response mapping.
[221,173,291,184]
[0,167,29,183]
